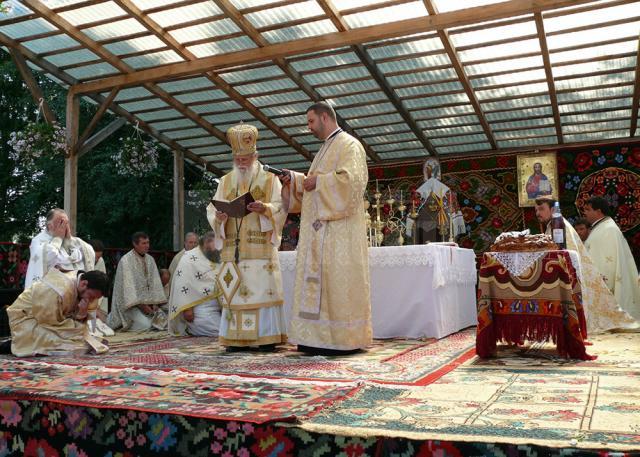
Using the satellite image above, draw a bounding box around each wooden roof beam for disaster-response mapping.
[631,33,640,137]
[212,0,381,162]
[21,0,231,148]
[318,0,438,157]
[114,0,313,162]
[69,0,598,95]
[8,47,57,125]
[0,31,221,175]
[423,0,497,150]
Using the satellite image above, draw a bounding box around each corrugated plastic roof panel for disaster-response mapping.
[261,102,309,117]
[245,1,324,28]
[485,106,553,121]
[436,142,492,154]
[1,1,31,18]
[418,114,480,128]
[404,93,471,108]
[136,108,181,122]
[411,105,476,118]
[262,19,337,44]
[170,18,241,43]
[83,18,147,41]
[367,36,443,60]
[247,90,311,107]
[59,2,126,27]
[450,19,537,47]
[344,2,429,28]
[545,3,640,33]
[164,127,209,139]
[432,134,488,146]
[378,54,451,72]
[0,17,57,39]
[372,140,421,152]
[559,98,630,114]
[555,71,635,90]
[21,34,79,54]
[235,78,299,95]
[65,62,119,80]
[157,77,216,92]
[557,86,634,103]
[497,136,557,148]
[377,149,428,159]
[290,52,361,72]
[427,125,485,136]
[44,48,98,67]
[561,109,632,124]
[433,0,504,13]
[563,119,630,134]
[564,130,630,142]
[550,40,638,64]
[546,21,640,50]
[150,118,197,131]
[458,38,540,62]
[105,35,166,56]
[149,2,222,28]
[348,113,404,127]
[553,56,636,78]
[188,36,258,57]
[220,65,285,84]
[494,127,557,139]
[123,50,184,69]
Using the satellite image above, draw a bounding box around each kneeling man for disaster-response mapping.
[7,269,110,357]
[168,232,223,336]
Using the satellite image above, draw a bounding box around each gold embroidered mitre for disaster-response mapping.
[227,123,258,156]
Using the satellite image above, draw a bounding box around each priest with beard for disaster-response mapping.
[206,123,287,352]
[280,102,372,355]
[168,231,223,337]
[534,196,638,334]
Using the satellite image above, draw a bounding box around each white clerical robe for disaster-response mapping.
[546,219,638,334]
[586,217,640,320]
[168,246,222,337]
[7,269,108,357]
[285,131,372,351]
[107,250,167,332]
[168,249,186,277]
[207,161,287,347]
[25,231,95,288]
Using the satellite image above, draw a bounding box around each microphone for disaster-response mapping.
[262,164,289,177]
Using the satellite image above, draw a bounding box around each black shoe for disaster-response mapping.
[258,344,276,352]
[0,339,11,354]
[225,346,249,353]
[297,345,361,356]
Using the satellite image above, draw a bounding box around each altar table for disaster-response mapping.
[278,244,477,339]
[475,250,594,360]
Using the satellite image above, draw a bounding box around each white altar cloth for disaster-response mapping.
[279,243,478,339]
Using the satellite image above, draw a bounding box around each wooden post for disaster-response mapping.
[65,92,80,231]
[173,150,185,251]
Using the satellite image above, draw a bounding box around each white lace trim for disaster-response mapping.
[279,244,477,288]
[489,250,582,280]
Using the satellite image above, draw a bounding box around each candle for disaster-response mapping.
[400,189,403,202]
[376,179,379,192]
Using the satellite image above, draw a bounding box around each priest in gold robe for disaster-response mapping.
[107,232,168,332]
[7,269,110,357]
[281,102,372,355]
[206,123,287,351]
[583,196,640,321]
[535,197,638,334]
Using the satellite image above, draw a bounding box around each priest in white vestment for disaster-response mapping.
[535,197,638,333]
[25,208,96,288]
[168,232,198,277]
[281,102,372,355]
[7,269,109,357]
[207,123,287,351]
[168,232,222,337]
[583,196,640,320]
[107,232,168,332]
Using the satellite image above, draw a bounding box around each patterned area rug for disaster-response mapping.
[0,359,358,424]
[302,332,640,451]
[7,328,476,386]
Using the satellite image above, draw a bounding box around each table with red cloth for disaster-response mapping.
[476,250,595,360]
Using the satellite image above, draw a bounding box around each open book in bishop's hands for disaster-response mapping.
[211,192,255,218]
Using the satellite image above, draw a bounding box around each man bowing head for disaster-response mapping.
[281,102,372,356]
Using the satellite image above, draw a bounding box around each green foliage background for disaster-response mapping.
[0,50,202,250]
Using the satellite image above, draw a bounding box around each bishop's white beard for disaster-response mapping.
[233,160,258,187]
